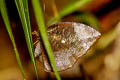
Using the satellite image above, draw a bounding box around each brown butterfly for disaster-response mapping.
[32,22,101,72]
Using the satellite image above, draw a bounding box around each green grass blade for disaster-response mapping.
[0,0,25,79]
[23,0,33,46]
[14,0,39,79]
[48,0,91,25]
[31,0,61,80]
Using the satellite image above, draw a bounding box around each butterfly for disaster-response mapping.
[32,22,101,72]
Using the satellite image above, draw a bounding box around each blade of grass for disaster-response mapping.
[31,0,61,80]
[14,0,39,79]
[23,0,33,46]
[0,0,25,79]
[48,0,91,25]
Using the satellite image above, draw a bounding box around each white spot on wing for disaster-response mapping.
[61,40,65,43]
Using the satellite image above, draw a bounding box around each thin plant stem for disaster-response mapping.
[51,0,60,20]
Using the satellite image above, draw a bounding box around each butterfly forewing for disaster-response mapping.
[34,22,101,72]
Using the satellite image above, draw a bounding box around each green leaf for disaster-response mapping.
[0,0,25,79]
[14,0,39,79]
[31,0,61,80]
[48,0,91,25]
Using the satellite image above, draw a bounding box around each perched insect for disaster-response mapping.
[32,22,101,72]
